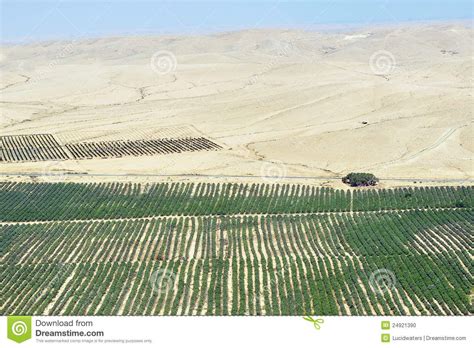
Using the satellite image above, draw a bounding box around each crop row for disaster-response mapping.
[1,210,471,315]
[352,186,472,210]
[0,134,69,162]
[0,182,471,222]
[0,134,222,163]
[65,137,222,159]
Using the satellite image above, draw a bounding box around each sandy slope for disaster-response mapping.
[0,23,472,185]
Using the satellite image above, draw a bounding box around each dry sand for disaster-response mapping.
[0,23,472,187]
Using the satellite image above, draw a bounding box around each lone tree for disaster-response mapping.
[342,172,378,187]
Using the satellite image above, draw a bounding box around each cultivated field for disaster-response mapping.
[0,23,472,318]
[1,182,472,315]
[0,134,69,162]
[65,137,221,160]
[0,133,222,162]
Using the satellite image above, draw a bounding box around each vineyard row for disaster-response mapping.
[1,210,471,315]
[0,182,471,222]
[0,134,222,162]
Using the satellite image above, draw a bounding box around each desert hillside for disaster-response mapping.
[0,23,472,185]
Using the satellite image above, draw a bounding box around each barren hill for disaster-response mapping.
[0,23,472,185]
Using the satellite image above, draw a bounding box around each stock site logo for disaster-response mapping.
[7,316,32,343]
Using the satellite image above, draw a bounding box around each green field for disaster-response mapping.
[0,182,472,315]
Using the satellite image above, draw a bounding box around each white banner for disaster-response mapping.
[1,316,472,348]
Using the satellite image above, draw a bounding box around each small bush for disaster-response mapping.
[342,173,378,187]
